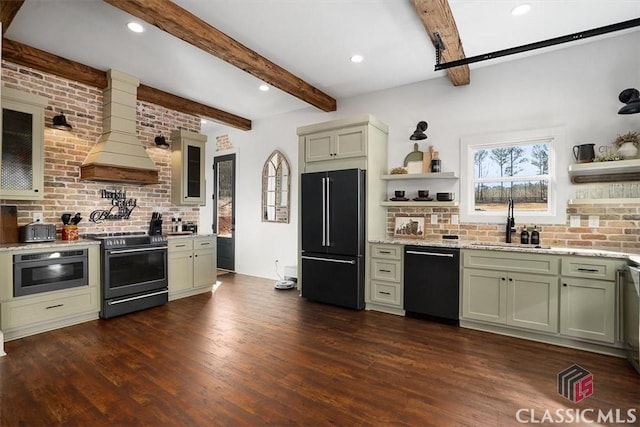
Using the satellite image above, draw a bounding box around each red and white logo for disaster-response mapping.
[558,364,593,403]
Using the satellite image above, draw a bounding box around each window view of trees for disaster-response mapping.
[473,143,549,212]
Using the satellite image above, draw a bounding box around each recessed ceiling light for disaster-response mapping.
[511,3,531,16]
[259,84,270,92]
[201,119,208,124]
[350,54,364,63]
[127,22,144,33]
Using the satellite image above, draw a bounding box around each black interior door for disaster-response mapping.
[213,154,235,271]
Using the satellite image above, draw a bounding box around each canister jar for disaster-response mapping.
[62,225,79,241]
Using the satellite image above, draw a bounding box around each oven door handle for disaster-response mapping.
[108,247,167,255]
[107,289,169,305]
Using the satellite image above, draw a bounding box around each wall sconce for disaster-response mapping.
[154,134,169,148]
[618,88,640,114]
[409,121,428,140]
[52,112,72,130]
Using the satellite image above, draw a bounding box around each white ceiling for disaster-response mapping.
[5,0,640,130]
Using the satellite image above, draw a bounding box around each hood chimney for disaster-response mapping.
[81,69,158,184]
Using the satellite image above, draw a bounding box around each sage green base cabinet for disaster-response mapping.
[559,257,624,344]
[0,245,101,341]
[368,243,404,314]
[461,249,627,356]
[168,236,217,300]
[461,250,559,333]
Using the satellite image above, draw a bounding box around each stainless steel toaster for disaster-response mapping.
[19,223,56,243]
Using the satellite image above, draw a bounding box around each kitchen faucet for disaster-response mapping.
[506,199,515,243]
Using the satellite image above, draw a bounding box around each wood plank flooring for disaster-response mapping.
[1,273,638,426]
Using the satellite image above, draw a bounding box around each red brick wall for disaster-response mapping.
[1,61,203,235]
[387,203,640,251]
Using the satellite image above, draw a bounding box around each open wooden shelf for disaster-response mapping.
[381,172,458,180]
[568,159,640,183]
[380,201,458,207]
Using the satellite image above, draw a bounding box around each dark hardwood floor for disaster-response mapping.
[1,273,638,426]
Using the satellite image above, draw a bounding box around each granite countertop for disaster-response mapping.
[370,237,639,261]
[0,239,101,252]
[166,233,216,239]
[0,233,216,251]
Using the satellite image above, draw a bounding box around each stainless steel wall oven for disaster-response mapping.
[13,249,88,297]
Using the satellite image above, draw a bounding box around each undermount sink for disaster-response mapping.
[469,242,551,250]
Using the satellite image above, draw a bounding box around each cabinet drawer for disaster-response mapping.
[371,244,402,260]
[371,259,401,282]
[168,238,193,252]
[1,287,99,329]
[193,237,215,249]
[561,257,625,281]
[463,250,559,275]
[371,281,402,306]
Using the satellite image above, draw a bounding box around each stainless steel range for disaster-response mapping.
[85,232,168,319]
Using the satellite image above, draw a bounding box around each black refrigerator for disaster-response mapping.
[301,168,366,309]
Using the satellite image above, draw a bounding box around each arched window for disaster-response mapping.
[262,150,291,223]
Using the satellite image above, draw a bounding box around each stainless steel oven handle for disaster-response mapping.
[108,246,168,255]
[108,289,169,305]
[406,250,454,258]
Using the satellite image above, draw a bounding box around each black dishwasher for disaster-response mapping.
[404,245,460,324]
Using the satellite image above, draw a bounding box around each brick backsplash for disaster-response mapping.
[387,203,640,252]
[1,61,203,236]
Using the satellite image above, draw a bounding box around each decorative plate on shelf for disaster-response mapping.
[412,197,433,201]
[390,197,410,201]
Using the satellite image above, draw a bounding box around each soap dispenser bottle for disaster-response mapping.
[520,226,530,244]
[530,225,540,245]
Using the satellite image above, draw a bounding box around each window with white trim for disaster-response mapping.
[460,127,566,225]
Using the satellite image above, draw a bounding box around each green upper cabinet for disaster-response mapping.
[170,129,207,205]
[0,87,48,201]
[302,125,367,163]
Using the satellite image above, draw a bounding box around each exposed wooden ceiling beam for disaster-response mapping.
[2,38,108,88]
[103,0,337,112]
[0,0,25,35]
[412,0,470,86]
[1,39,252,130]
[137,84,251,131]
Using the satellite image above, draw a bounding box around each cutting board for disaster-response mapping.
[403,143,423,166]
[422,145,434,173]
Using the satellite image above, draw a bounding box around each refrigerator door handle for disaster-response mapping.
[302,255,356,265]
[325,177,331,246]
[321,177,327,247]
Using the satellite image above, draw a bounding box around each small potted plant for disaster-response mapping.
[613,131,639,159]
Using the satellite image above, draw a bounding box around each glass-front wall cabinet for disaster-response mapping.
[0,87,47,200]
[170,129,207,205]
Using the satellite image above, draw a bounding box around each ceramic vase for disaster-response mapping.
[616,142,638,159]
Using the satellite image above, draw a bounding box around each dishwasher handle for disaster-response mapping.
[406,250,455,258]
